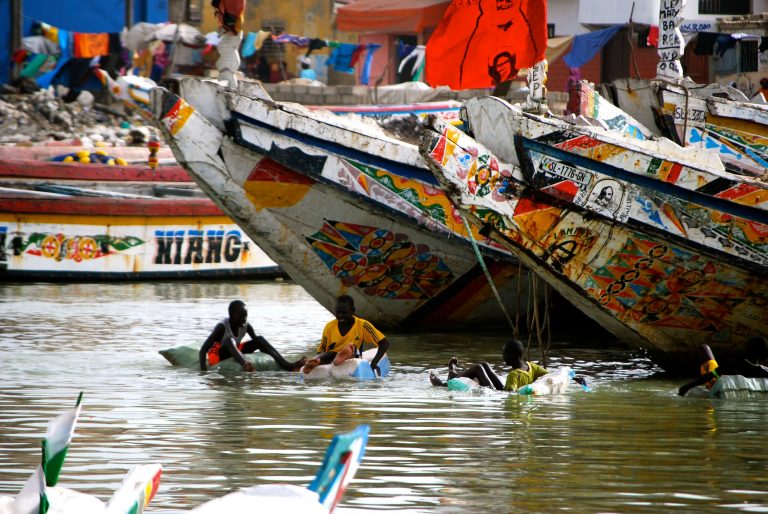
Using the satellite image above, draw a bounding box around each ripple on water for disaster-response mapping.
[1,282,768,513]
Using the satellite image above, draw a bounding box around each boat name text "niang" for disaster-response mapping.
[540,158,590,185]
[155,229,246,264]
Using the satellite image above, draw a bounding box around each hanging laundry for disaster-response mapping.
[398,45,425,81]
[647,26,659,48]
[108,33,122,54]
[398,41,415,60]
[306,38,328,56]
[254,30,272,51]
[426,0,548,89]
[73,33,109,58]
[694,32,718,55]
[349,45,366,67]
[22,35,60,55]
[760,37,768,53]
[715,34,736,57]
[272,34,310,47]
[360,43,381,86]
[563,24,624,69]
[242,32,258,58]
[36,29,70,89]
[326,43,357,73]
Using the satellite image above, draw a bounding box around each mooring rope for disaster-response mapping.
[459,212,518,337]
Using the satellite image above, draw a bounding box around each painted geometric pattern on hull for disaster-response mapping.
[520,145,768,266]
[585,236,757,332]
[337,159,503,247]
[536,129,768,213]
[692,124,768,174]
[307,220,454,300]
[17,232,144,262]
[426,123,767,342]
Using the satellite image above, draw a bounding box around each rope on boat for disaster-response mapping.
[459,213,552,365]
[459,212,518,337]
[525,273,551,368]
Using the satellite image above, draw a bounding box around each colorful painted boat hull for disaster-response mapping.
[151,83,533,328]
[464,96,768,269]
[421,114,768,370]
[606,78,768,177]
[0,196,281,281]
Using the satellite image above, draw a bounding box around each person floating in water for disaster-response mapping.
[678,339,768,396]
[429,339,551,392]
[199,300,306,372]
[301,295,390,376]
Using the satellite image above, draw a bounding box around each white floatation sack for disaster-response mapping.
[158,344,282,372]
[446,367,577,395]
[709,375,768,398]
[446,377,481,392]
[301,348,390,379]
[517,367,574,396]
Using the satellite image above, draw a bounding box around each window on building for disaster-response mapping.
[699,0,750,15]
[740,40,758,72]
[186,0,202,22]
[259,20,287,62]
[548,23,556,38]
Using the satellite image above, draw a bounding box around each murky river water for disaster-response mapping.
[1,281,767,513]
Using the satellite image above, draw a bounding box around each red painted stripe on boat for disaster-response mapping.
[246,158,314,184]
[714,182,760,200]
[665,162,683,184]
[0,197,224,216]
[0,159,192,182]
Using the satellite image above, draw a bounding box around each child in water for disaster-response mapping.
[678,338,768,396]
[429,339,550,392]
[199,300,306,372]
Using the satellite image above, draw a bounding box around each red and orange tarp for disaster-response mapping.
[336,0,450,34]
[426,0,548,90]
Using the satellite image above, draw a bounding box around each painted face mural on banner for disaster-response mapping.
[426,0,548,89]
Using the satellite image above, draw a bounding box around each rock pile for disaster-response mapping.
[0,83,157,146]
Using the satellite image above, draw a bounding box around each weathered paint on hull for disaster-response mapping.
[223,89,511,258]
[421,116,768,370]
[151,87,532,328]
[463,96,768,270]
[518,137,768,268]
[0,202,281,281]
[606,78,768,177]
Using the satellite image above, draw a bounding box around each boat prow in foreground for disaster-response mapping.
[151,82,536,328]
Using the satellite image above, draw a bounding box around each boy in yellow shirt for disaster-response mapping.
[429,339,549,391]
[302,295,390,376]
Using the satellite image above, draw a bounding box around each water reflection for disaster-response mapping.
[0,282,767,513]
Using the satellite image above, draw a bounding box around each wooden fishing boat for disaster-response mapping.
[0,160,281,281]
[150,79,536,328]
[599,78,768,178]
[420,106,767,370]
[465,96,767,268]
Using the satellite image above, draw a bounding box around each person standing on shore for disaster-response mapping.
[213,0,246,87]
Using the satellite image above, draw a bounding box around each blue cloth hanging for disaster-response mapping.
[360,43,381,85]
[563,25,624,69]
[36,29,70,88]
[242,32,257,58]
[326,43,357,73]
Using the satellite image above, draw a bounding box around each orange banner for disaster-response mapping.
[426,0,548,90]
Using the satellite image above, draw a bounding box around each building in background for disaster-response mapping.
[0,0,171,84]
[197,0,353,83]
[331,0,768,92]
